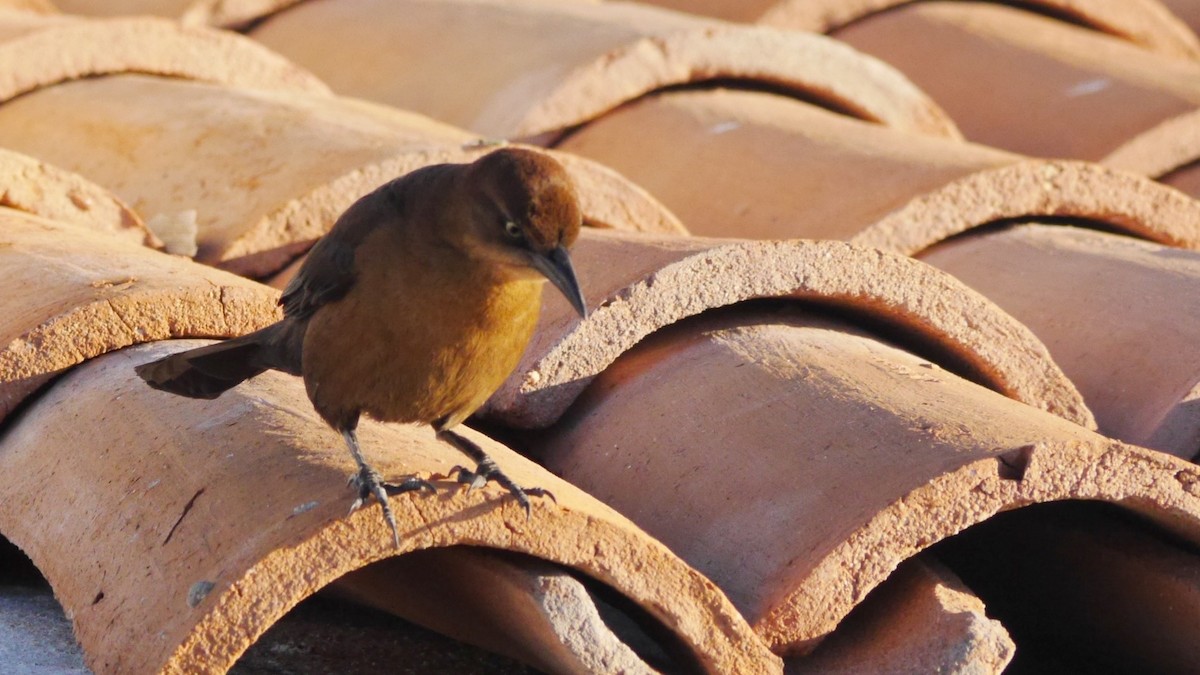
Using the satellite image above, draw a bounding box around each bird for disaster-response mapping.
[135,147,587,546]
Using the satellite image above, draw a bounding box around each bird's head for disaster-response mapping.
[460,147,587,317]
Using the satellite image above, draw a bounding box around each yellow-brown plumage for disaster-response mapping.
[135,148,586,546]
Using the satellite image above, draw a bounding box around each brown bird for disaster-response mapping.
[136,148,586,546]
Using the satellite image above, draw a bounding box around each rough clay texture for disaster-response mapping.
[833,3,1200,160]
[0,74,681,278]
[247,0,959,139]
[0,9,328,102]
[788,558,1014,674]
[333,547,656,674]
[0,146,152,246]
[532,312,1200,653]
[0,210,280,424]
[482,228,1094,430]
[855,159,1200,255]
[558,88,1200,252]
[0,342,780,674]
[921,224,1200,461]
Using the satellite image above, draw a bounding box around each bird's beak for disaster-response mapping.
[533,245,587,318]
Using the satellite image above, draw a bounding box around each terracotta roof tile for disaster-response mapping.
[480,229,1094,430]
[634,0,1200,59]
[0,341,779,673]
[557,89,1200,251]
[3,0,1200,671]
[0,8,327,98]
[332,547,660,673]
[0,73,680,278]
[0,146,151,246]
[828,2,1200,159]
[0,212,278,423]
[788,557,1015,674]
[921,223,1200,460]
[242,0,959,140]
[530,310,1200,654]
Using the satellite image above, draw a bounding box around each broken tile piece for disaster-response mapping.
[0,146,152,247]
[787,557,1014,675]
[333,547,659,674]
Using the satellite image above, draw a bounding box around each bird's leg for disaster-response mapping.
[436,427,556,519]
[341,428,435,547]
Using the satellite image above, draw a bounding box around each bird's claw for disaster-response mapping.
[347,465,402,548]
[448,462,555,520]
[449,464,487,491]
[384,476,438,496]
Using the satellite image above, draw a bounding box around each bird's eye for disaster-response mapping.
[504,220,522,239]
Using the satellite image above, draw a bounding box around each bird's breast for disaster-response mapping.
[301,256,542,428]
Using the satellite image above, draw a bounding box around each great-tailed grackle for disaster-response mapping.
[136,148,586,546]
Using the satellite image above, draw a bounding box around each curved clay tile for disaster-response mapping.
[920,223,1200,461]
[531,311,1200,654]
[480,228,1095,431]
[333,547,659,674]
[0,75,681,278]
[0,342,780,674]
[789,558,1014,674]
[0,211,279,423]
[854,160,1200,255]
[0,147,152,247]
[748,0,1200,60]
[245,0,960,140]
[558,89,1200,251]
[0,9,328,101]
[831,2,1200,160]
[1101,108,1200,182]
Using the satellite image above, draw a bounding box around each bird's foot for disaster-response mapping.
[448,457,556,520]
[347,467,435,547]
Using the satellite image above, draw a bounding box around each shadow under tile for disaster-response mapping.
[232,594,536,675]
[0,536,88,674]
[930,501,1200,675]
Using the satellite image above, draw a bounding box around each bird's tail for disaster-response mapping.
[135,322,299,400]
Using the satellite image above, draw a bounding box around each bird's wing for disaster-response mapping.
[279,234,359,319]
[279,184,399,319]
